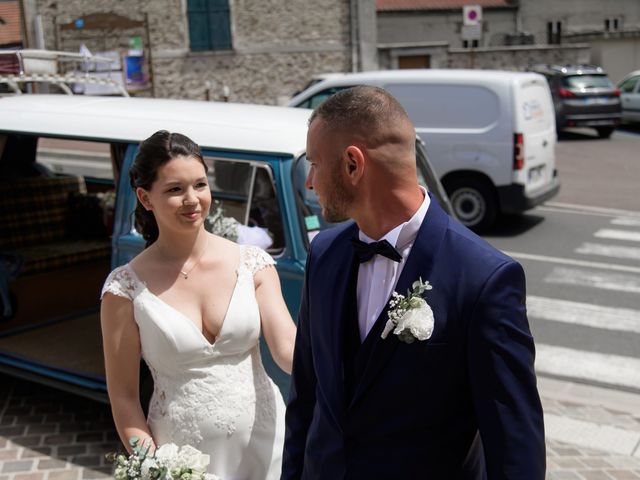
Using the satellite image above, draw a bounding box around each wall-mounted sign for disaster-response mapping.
[463,5,482,26]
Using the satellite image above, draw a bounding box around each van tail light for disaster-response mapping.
[514,133,524,170]
[559,88,574,98]
[612,88,621,97]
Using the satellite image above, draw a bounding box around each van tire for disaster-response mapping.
[444,177,497,232]
[596,127,614,139]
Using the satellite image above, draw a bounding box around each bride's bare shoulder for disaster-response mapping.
[209,233,241,257]
[128,245,154,271]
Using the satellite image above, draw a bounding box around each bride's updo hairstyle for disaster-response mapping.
[129,130,208,246]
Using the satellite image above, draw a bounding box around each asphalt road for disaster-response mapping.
[483,126,640,393]
[553,126,640,211]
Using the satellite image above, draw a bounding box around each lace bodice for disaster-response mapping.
[101,244,274,301]
[101,245,284,480]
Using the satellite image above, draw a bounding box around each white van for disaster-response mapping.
[288,69,560,231]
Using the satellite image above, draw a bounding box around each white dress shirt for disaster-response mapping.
[356,187,430,341]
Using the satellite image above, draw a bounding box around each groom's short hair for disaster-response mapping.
[308,86,413,146]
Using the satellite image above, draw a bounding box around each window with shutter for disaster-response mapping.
[188,0,232,51]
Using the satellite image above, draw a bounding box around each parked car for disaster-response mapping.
[618,70,640,124]
[529,64,622,138]
[0,94,452,401]
[289,69,560,231]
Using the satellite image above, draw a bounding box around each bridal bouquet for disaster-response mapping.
[110,437,220,480]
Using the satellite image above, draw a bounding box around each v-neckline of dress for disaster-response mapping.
[125,247,245,348]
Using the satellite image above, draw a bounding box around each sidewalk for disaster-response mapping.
[0,374,639,480]
[539,377,640,479]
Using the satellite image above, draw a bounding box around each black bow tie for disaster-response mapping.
[351,238,403,263]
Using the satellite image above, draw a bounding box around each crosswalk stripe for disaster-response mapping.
[543,202,640,218]
[575,242,640,261]
[545,267,640,294]
[504,251,640,274]
[527,296,640,333]
[536,344,640,391]
[594,229,640,243]
[612,217,640,227]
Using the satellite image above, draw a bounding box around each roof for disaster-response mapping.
[376,0,513,11]
[288,69,546,106]
[0,95,312,157]
[530,64,607,76]
[0,1,21,46]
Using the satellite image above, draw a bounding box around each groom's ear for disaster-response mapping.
[344,145,365,185]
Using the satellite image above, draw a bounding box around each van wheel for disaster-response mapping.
[596,127,614,139]
[444,178,497,232]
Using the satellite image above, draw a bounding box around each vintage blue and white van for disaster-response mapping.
[0,94,452,400]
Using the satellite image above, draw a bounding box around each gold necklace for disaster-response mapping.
[179,236,209,279]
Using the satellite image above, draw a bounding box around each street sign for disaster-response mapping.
[461,24,482,41]
[463,5,482,26]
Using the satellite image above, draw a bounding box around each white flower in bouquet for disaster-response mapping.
[109,438,219,480]
[154,443,179,467]
[175,445,210,472]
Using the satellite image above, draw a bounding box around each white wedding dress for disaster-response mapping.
[101,245,286,480]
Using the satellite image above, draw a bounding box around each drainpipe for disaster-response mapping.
[350,0,359,72]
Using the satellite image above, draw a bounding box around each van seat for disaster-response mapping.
[14,240,111,276]
[0,175,111,276]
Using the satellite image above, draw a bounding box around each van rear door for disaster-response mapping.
[513,75,557,197]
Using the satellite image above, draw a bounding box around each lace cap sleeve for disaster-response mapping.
[101,265,137,301]
[241,245,276,275]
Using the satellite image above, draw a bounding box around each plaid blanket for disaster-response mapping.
[0,176,110,275]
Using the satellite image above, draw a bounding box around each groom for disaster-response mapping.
[282,86,545,479]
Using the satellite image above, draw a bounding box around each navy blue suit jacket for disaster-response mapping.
[282,197,545,480]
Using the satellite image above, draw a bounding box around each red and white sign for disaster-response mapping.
[463,5,483,26]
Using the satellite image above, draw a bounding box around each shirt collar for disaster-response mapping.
[359,186,430,249]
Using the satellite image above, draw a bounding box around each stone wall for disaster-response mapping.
[446,44,591,70]
[153,50,351,103]
[31,0,356,104]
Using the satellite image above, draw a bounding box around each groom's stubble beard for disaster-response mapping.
[321,161,354,223]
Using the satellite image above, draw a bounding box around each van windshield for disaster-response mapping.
[292,140,452,247]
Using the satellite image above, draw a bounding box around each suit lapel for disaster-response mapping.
[349,196,449,407]
[318,223,359,419]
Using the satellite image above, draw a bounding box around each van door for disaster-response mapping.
[386,82,506,231]
[513,76,557,197]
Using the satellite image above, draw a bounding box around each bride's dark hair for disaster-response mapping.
[129,130,208,247]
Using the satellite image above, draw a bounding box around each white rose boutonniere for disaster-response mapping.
[381,278,434,344]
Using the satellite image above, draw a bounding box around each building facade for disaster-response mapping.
[519,0,640,82]
[20,0,377,103]
[377,0,640,81]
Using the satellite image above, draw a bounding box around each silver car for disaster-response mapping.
[618,70,640,124]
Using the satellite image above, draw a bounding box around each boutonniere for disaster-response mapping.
[381,278,434,344]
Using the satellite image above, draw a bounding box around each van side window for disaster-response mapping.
[385,83,500,129]
[205,158,285,255]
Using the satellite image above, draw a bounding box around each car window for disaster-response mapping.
[204,157,285,255]
[619,76,640,94]
[296,86,349,109]
[561,74,613,89]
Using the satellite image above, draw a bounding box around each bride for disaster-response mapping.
[100,130,296,480]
